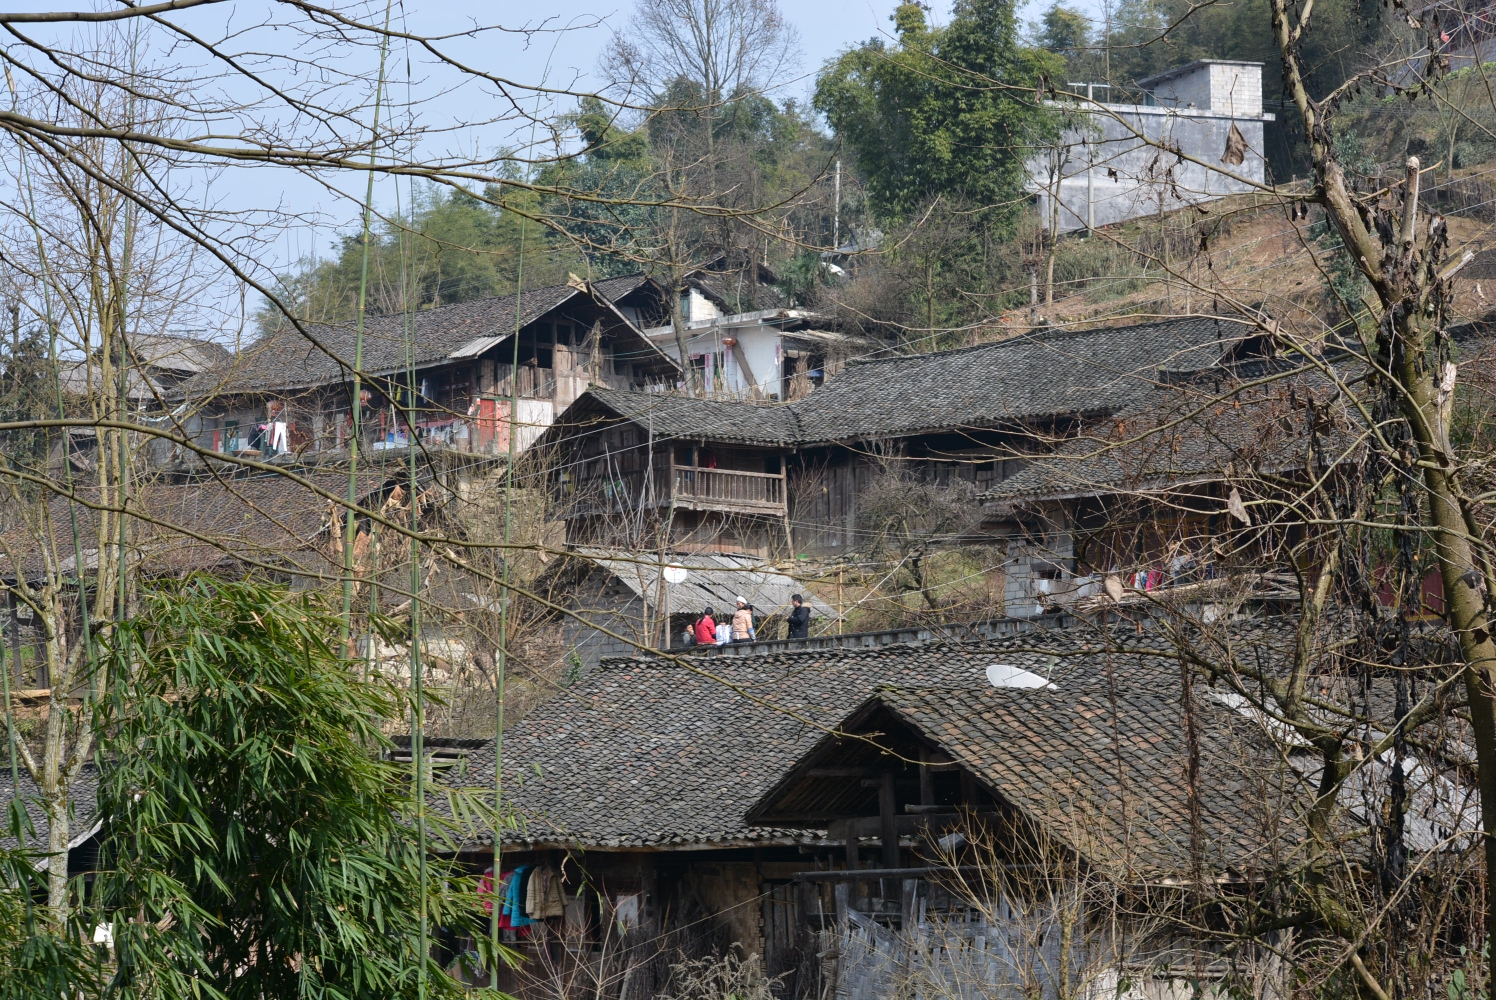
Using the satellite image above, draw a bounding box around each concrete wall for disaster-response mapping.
[1031,104,1271,232]
[1149,61,1263,117]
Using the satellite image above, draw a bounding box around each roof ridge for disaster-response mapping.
[272,274,646,338]
[590,385,793,410]
[842,314,1237,370]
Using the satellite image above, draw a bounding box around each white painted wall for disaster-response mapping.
[649,323,787,397]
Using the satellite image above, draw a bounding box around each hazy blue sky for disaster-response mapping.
[244,0,1070,271]
[0,0,1061,338]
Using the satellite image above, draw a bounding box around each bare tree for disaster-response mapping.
[603,0,802,113]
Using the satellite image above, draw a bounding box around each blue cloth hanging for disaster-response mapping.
[505,864,535,927]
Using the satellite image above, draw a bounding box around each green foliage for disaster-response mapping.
[256,182,582,335]
[1308,214,1370,314]
[0,809,95,999]
[1105,0,1383,97]
[1448,942,1490,1000]
[1102,0,1388,173]
[92,577,513,1000]
[1039,4,1091,54]
[1339,67,1496,175]
[0,320,55,484]
[814,0,1065,226]
[546,89,837,290]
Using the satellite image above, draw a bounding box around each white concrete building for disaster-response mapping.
[1031,60,1274,232]
[644,304,876,401]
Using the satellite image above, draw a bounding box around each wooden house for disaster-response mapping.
[537,315,1292,626]
[12,618,1473,998]
[430,616,1393,998]
[160,276,680,473]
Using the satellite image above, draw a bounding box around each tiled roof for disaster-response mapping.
[469,625,1106,849]
[791,315,1249,443]
[557,316,1259,450]
[8,617,1470,869]
[174,274,657,397]
[981,364,1356,503]
[740,617,1475,877]
[871,682,1281,878]
[0,761,100,853]
[456,619,1341,851]
[130,334,234,375]
[577,387,805,446]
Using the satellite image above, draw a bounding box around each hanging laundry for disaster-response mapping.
[525,866,565,919]
[504,864,535,927]
[478,866,496,915]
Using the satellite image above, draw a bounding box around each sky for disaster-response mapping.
[251,0,983,269]
[0,0,1059,340]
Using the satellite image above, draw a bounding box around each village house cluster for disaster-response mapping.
[5,54,1487,999]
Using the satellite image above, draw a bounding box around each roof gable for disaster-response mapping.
[747,663,1286,879]
[176,274,674,398]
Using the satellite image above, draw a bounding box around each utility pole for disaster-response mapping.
[1068,82,1113,233]
[833,159,842,249]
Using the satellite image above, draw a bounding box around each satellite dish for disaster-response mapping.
[662,565,689,584]
[986,663,1052,689]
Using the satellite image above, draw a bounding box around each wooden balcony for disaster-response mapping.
[567,464,787,519]
[664,465,786,515]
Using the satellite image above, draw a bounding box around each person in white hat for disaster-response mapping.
[731,597,755,643]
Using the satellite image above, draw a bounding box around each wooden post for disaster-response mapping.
[5,592,18,689]
[879,772,900,869]
[919,750,934,807]
[837,565,844,635]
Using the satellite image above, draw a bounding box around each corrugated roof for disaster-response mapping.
[573,547,834,617]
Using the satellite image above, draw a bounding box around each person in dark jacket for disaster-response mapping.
[786,594,811,639]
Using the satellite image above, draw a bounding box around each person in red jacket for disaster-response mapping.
[693,607,717,646]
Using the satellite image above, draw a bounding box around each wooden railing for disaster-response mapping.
[667,465,785,513]
[567,464,787,517]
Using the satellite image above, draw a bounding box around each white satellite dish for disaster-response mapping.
[662,565,689,585]
[986,663,1053,689]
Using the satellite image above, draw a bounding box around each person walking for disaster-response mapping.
[694,608,717,647]
[731,597,756,643]
[786,594,811,640]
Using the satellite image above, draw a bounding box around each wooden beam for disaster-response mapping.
[879,772,900,869]
[728,341,763,399]
[796,866,987,883]
[809,767,880,779]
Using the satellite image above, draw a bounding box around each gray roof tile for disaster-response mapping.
[177,274,655,397]
[558,316,1258,450]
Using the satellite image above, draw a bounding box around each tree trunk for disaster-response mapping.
[1271,0,1496,972]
